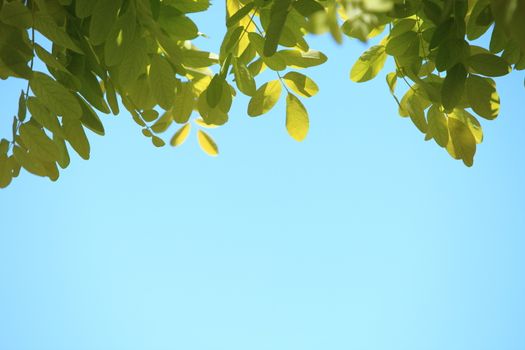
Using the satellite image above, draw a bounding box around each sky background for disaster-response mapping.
[1,4,525,350]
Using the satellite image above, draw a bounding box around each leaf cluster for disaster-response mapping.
[0,0,523,188]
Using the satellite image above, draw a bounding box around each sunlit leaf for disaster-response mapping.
[197,130,219,156]
[286,93,309,141]
[248,80,282,117]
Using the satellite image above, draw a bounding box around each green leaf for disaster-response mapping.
[279,49,327,68]
[159,9,198,40]
[151,111,173,134]
[429,18,454,50]
[222,26,245,56]
[149,55,177,110]
[248,32,287,71]
[30,72,82,119]
[197,130,219,156]
[233,57,256,96]
[326,2,342,44]
[33,14,82,53]
[248,80,282,117]
[0,0,32,29]
[467,53,511,77]
[450,109,483,144]
[489,23,507,54]
[197,80,232,125]
[53,135,70,169]
[386,72,397,94]
[435,39,470,72]
[104,4,137,67]
[264,0,293,56]
[19,123,60,162]
[405,93,428,133]
[173,82,195,123]
[351,45,387,83]
[447,117,476,167]
[117,34,148,87]
[142,109,159,122]
[0,139,9,155]
[62,118,90,160]
[17,90,27,122]
[170,123,191,147]
[151,136,166,147]
[390,19,416,37]
[77,96,105,136]
[34,44,70,74]
[227,2,255,27]
[286,93,309,141]
[293,0,325,17]
[13,146,47,177]
[386,31,417,56]
[89,0,122,45]
[206,74,224,108]
[426,105,449,147]
[283,72,319,98]
[441,64,467,111]
[466,0,492,40]
[166,0,210,13]
[104,79,120,115]
[466,75,499,120]
[0,153,12,188]
[27,97,64,137]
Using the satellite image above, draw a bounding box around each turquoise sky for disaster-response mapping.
[1,4,525,350]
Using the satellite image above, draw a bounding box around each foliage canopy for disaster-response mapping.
[0,0,524,188]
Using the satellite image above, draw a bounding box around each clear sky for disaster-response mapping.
[1,4,525,350]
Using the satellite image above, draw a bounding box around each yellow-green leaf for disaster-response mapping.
[283,71,318,97]
[351,45,387,83]
[30,72,81,119]
[285,93,309,141]
[149,55,177,110]
[279,49,327,68]
[450,109,483,144]
[233,57,256,96]
[151,111,173,134]
[447,117,476,167]
[197,130,219,156]
[466,75,499,120]
[247,80,282,117]
[248,32,286,71]
[427,105,449,147]
[170,123,191,147]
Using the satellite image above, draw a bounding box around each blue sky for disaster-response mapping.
[1,4,525,350]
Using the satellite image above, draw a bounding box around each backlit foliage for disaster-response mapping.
[0,0,524,187]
